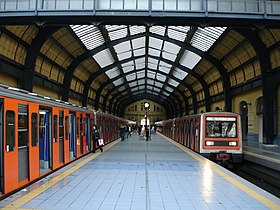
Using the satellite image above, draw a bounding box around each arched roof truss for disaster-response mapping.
[3,24,277,118]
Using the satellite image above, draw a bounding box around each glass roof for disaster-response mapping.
[71,25,227,102]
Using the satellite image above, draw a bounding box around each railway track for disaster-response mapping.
[233,160,280,198]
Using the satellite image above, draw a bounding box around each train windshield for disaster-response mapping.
[206,116,237,138]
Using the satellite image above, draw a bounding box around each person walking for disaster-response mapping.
[91,124,103,153]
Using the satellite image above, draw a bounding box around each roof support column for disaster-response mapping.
[262,74,276,144]
[236,28,274,144]
[21,26,61,91]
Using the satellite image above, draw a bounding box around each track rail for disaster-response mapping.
[233,160,280,198]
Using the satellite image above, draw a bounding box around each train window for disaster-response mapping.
[6,111,15,152]
[53,115,58,142]
[31,113,38,146]
[76,117,80,137]
[206,117,237,138]
[65,116,69,140]
[18,104,28,147]
[59,111,64,140]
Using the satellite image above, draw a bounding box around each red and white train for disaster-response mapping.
[0,84,128,199]
[156,112,243,164]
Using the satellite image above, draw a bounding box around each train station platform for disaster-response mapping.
[1,133,280,210]
[243,141,280,172]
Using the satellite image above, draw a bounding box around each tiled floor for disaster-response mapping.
[1,133,280,210]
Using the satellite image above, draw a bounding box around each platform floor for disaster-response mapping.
[243,141,280,172]
[1,133,280,210]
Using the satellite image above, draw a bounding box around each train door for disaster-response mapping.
[86,115,90,152]
[18,104,29,182]
[79,114,84,154]
[58,110,64,163]
[183,120,187,146]
[0,99,3,193]
[189,120,194,149]
[39,110,52,174]
[194,119,200,152]
[69,113,76,159]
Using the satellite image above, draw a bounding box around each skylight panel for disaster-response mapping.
[156,73,166,82]
[137,71,145,79]
[122,63,134,74]
[158,61,171,74]
[180,50,201,69]
[105,67,120,79]
[162,51,177,61]
[173,68,188,80]
[132,37,145,49]
[106,25,128,41]
[153,87,161,92]
[164,41,180,55]
[191,27,226,52]
[147,79,154,85]
[93,49,114,68]
[138,79,145,85]
[129,81,138,88]
[138,86,145,90]
[147,71,155,79]
[163,91,170,96]
[114,41,131,53]
[147,86,153,90]
[148,61,158,70]
[131,87,138,92]
[71,25,104,50]
[150,26,166,36]
[155,81,163,88]
[135,60,145,69]
[126,73,136,81]
[149,57,158,64]
[113,78,125,86]
[130,25,146,35]
[134,48,145,56]
[165,86,173,92]
[117,51,132,60]
[119,86,126,92]
[167,26,190,42]
[149,37,163,49]
[168,78,180,87]
[106,25,127,32]
[147,90,153,94]
[149,48,161,57]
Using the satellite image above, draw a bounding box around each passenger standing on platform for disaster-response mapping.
[91,124,103,153]
[127,125,132,138]
[120,124,126,141]
[138,125,142,136]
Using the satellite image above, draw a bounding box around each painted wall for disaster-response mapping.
[124,99,167,125]
[0,72,18,87]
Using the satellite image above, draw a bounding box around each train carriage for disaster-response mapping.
[0,84,123,199]
[157,112,242,164]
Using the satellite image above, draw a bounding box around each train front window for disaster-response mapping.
[206,117,237,138]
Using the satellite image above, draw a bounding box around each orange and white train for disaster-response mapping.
[156,112,243,164]
[0,84,128,199]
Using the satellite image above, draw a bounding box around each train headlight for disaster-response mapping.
[229,141,237,146]
[206,141,214,146]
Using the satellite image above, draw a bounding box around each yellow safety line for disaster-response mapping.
[2,140,120,210]
[159,133,280,210]
[244,150,280,164]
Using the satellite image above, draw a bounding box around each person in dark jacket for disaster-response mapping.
[92,124,103,153]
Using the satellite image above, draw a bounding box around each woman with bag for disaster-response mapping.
[91,124,103,153]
